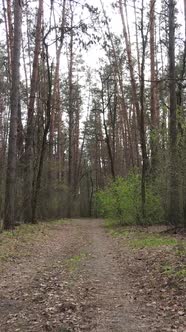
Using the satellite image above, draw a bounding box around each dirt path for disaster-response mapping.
[77,219,152,332]
[0,219,184,331]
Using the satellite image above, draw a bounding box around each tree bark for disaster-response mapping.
[67,7,74,218]
[150,0,159,175]
[119,0,148,219]
[4,0,22,230]
[168,0,180,226]
[24,0,43,223]
[31,42,53,223]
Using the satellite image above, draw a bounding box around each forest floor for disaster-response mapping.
[0,219,185,332]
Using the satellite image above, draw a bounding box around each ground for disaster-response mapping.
[0,219,185,332]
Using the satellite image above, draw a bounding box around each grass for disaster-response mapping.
[105,219,133,238]
[104,219,118,229]
[175,243,186,257]
[57,328,72,332]
[0,219,65,265]
[109,229,130,238]
[162,264,186,278]
[0,218,85,269]
[104,218,126,229]
[105,219,178,248]
[130,234,177,249]
[175,268,186,278]
[46,219,66,227]
[0,226,40,264]
[65,253,87,271]
[106,219,186,282]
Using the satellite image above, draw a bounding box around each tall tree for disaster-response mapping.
[150,0,159,175]
[67,5,74,218]
[4,0,22,230]
[119,0,148,219]
[24,0,43,223]
[31,38,53,223]
[168,0,180,226]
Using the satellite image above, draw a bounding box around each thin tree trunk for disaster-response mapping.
[168,0,180,226]
[133,0,141,78]
[67,11,74,218]
[2,0,12,82]
[150,0,159,175]
[100,78,116,180]
[7,0,13,69]
[100,0,134,167]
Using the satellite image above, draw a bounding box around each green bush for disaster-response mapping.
[96,174,164,225]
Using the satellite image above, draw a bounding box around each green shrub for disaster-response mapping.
[96,174,164,225]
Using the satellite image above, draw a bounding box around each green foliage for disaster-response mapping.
[97,174,164,225]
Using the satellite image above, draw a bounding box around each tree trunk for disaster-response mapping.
[140,0,148,220]
[168,0,180,226]
[67,13,74,218]
[24,0,43,223]
[119,0,148,219]
[150,0,159,175]
[4,0,22,230]
[31,42,52,223]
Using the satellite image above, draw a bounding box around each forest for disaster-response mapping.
[0,0,185,331]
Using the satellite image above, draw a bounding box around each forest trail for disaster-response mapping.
[0,219,184,332]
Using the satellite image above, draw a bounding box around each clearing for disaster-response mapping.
[0,219,185,331]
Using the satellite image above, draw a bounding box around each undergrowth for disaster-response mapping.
[97,174,164,225]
